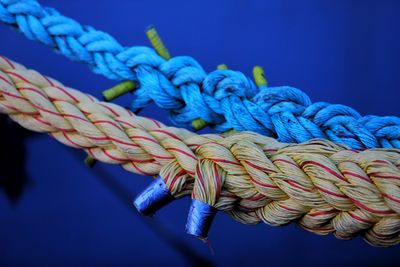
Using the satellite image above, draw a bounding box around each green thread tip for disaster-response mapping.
[192,118,209,130]
[146,26,171,60]
[217,64,228,70]
[224,129,236,136]
[252,66,268,87]
[84,156,97,168]
[102,80,136,101]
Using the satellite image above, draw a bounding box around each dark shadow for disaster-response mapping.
[68,148,215,267]
[0,114,214,266]
[0,115,35,203]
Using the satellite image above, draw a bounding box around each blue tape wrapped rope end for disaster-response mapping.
[133,176,175,216]
[185,199,217,239]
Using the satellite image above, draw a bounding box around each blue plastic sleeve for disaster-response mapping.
[185,199,217,239]
[133,176,175,216]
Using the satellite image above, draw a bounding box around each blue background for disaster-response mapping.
[1,0,400,266]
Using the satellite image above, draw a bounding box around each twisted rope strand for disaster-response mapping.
[0,55,399,246]
[190,137,400,246]
[1,0,400,149]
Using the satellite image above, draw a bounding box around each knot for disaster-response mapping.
[360,115,400,148]
[119,46,165,81]
[120,46,165,70]
[203,70,258,100]
[199,70,259,132]
[160,56,206,85]
[158,57,222,127]
[253,86,311,115]
[304,103,379,149]
[125,50,182,112]
[252,86,314,142]
[304,103,361,125]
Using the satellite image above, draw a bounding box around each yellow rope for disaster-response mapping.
[0,55,399,247]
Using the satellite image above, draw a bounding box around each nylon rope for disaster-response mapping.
[0,55,399,247]
[1,0,400,149]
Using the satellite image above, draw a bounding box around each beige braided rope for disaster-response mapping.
[0,55,399,247]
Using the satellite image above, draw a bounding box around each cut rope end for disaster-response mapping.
[133,176,175,216]
[224,128,236,136]
[253,66,268,87]
[102,80,136,101]
[217,64,228,70]
[185,199,217,239]
[192,118,209,130]
[146,25,171,60]
[84,155,97,168]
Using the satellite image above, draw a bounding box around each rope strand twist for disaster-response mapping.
[1,0,400,149]
[0,55,399,246]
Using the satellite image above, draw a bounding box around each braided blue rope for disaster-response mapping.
[1,0,400,149]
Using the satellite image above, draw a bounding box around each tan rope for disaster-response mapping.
[0,55,399,247]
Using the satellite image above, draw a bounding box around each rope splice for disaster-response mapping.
[1,55,399,247]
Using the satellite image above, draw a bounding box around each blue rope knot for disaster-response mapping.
[199,70,258,132]
[158,57,216,126]
[361,116,400,148]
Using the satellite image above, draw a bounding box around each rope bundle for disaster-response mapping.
[1,0,400,149]
[1,55,399,247]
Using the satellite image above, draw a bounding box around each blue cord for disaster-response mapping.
[1,0,400,149]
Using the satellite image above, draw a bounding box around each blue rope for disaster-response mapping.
[1,0,400,149]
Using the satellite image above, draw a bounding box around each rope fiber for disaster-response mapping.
[1,55,399,247]
[1,0,400,149]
